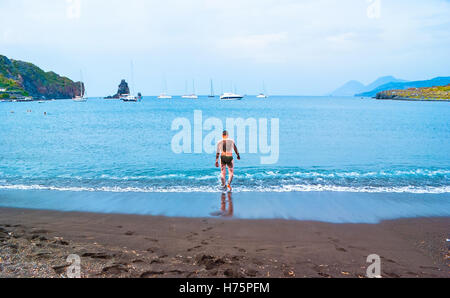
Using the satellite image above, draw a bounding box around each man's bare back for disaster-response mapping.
[216,130,240,191]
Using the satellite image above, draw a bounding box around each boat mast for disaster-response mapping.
[163,75,168,95]
[210,79,214,97]
[80,70,84,97]
[130,60,135,96]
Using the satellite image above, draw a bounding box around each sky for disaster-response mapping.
[0,0,449,96]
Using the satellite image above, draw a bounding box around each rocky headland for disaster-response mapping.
[0,55,83,100]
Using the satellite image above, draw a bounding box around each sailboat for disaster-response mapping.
[256,81,269,98]
[182,80,198,99]
[158,77,172,99]
[121,62,138,102]
[73,71,87,102]
[208,79,215,98]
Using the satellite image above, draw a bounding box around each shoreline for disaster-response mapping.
[0,207,448,278]
[374,97,450,102]
[1,189,449,224]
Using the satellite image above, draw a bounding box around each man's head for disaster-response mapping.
[222,130,229,139]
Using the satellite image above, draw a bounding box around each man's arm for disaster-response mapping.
[215,152,220,167]
[234,143,241,160]
[216,141,221,167]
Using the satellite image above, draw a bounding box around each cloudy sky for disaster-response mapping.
[1,0,449,96]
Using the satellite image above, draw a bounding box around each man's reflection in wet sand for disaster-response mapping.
[211,192,234,218]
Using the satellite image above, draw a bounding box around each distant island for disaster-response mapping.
[356,76,450,97]
[0,55,83,100]
[331,76,407,97]
[376,85,450,101]
[331,76,450,100]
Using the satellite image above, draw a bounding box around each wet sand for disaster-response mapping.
[0,207,448,278]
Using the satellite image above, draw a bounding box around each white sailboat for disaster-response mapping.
[73,71,87,102]
[158,77,172,99]
[256,81,268,98]
[121,61,138,102]
[182,80,198,99]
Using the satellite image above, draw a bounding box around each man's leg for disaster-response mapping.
[227,160,235,186]
[220,162,227,187]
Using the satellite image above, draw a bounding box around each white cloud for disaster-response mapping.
[326,32,359,50]
[216,32,289,63]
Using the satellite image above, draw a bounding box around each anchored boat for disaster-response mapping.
[73,71,87,102]
[220,92,244,100]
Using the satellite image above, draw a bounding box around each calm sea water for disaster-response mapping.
[0,96,449,222]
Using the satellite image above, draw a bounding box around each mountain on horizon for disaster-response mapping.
[330,80,365,97]
[331,76,407,97]
[356,76,450,97]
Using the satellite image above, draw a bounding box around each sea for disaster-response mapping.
[0,96,449,223]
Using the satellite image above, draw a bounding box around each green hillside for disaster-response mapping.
[357,77,450,97]
[0,55,83,100]
[376,85,450,101]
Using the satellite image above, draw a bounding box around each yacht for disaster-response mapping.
[158,94,172,99]
[220,92,244,100]
[182,94,198,99]
[121,61,139,102]
[256,93,268,98]
[158,77,172,99]
[73,95,86,102]
[120,94,138,102]
[256,82,269,98]
[73,71,87,102]
[182,80,198,99]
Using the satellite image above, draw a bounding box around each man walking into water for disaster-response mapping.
[216,130,240,191]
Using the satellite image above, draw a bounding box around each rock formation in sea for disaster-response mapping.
[105,80,130,99]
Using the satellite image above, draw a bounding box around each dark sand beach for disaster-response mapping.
[0,207,448,278]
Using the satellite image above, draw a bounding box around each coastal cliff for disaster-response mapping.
[0,55,83,100]
[376,85,450,101]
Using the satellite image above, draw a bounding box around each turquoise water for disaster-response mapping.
[0,96,449,222]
